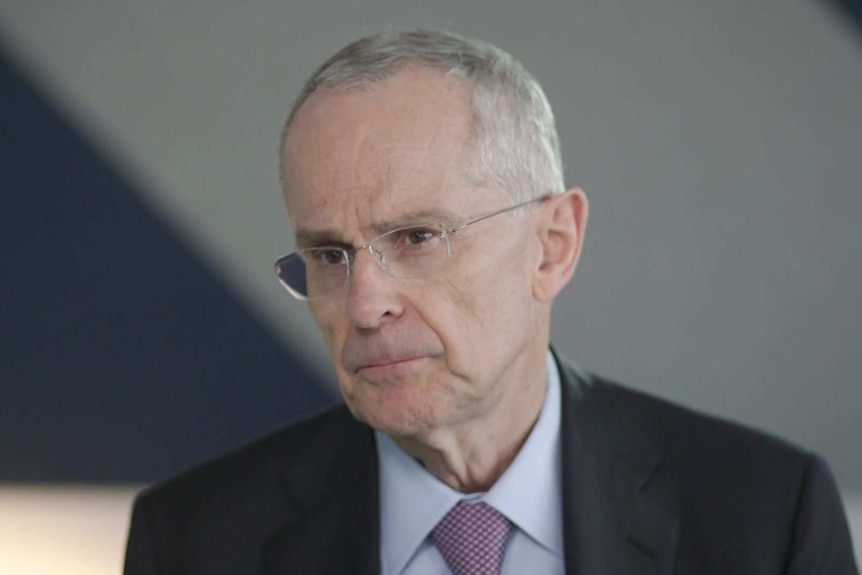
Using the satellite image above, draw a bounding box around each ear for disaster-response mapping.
[532,188,588,302]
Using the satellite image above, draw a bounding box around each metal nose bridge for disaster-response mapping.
[349,242,388,274]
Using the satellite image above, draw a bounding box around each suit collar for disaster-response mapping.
[261,406,381,575]
[260,353,679,575]
[555,353,679,575]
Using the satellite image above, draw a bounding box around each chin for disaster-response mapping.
[343,381,445,437]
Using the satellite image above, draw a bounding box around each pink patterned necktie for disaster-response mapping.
[431,501,514,575]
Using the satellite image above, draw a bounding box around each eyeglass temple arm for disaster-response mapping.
[447,194,552,236]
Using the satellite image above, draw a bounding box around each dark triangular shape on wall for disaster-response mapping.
[828,0,862,37]
[0,40,334,483]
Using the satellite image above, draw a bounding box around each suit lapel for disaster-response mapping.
[258,354,679,575]
[557,355,679,575]
[261,407,381,575]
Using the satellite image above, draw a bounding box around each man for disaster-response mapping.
[124,29,858,574]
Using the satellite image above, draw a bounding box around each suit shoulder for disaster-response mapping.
[125,404,377,571]
[559,358,813,474]
[134,403,351,509]
[555,359,858,573]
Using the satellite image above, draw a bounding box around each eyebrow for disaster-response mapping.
[295,207,463,248]
[370,207,462,234]
[294,228,349,248]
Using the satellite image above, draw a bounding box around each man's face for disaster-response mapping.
[281,67,548,437]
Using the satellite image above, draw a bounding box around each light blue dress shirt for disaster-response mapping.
[375,351,565,575]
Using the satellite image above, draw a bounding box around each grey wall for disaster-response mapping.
[1,1,860,489]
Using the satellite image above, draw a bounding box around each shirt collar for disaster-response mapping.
[376,350,564,575]
[484,350,563,555]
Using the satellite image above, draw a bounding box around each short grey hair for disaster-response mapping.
[281,29,565,201]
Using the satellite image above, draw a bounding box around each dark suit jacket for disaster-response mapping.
[124,354,858,574]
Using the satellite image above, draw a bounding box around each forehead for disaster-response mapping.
[280,67,484,238]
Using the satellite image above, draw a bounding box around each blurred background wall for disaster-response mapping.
[1,1,860,572]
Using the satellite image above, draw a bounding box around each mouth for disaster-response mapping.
[355,356,428,381]
[359,355,422,368]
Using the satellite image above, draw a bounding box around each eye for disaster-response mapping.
[376,226,442,258]
[405,228,437,245]
[388,227,441,252]
[306,248,346,268]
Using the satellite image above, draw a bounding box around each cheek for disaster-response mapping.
[308,301,344,355]
[431,266,518,354]
[446,243,534,341]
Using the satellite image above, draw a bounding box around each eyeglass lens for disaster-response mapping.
[276,225,450,299]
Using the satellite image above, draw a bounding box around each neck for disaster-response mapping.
[392,349,549,493]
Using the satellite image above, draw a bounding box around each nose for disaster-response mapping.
[344,247,403,330]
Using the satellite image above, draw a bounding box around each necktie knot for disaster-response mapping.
[431,501,514,575]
